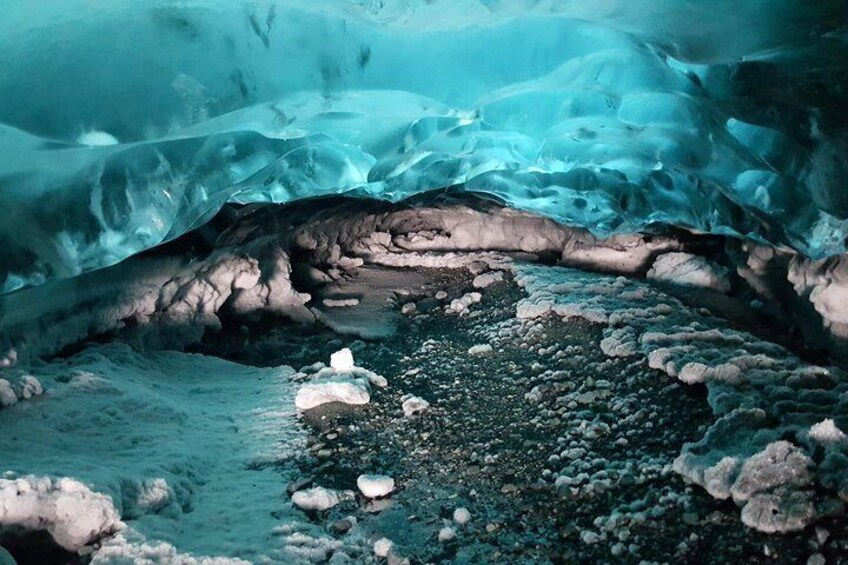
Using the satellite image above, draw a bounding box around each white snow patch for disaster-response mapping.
[447,292,482,315]
[92,529,251,564]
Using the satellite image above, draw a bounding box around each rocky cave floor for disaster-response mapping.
[189,265,846,565]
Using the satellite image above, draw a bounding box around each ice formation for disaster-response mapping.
[0,1,845,294]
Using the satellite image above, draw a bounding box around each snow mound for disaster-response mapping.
[330,348,355,371]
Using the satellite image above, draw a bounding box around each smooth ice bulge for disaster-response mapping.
[0,1,845,294]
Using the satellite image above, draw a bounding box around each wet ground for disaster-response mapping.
[197,265,846,564]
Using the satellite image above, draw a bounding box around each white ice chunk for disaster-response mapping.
[356,474,395,498]
[330,348,355,371]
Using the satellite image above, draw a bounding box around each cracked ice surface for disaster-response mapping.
[0,1,846,293]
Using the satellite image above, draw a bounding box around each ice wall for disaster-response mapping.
[0,1,846,293]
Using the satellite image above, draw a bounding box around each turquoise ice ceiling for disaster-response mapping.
[0,1,846,293]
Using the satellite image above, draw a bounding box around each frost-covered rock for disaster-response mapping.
[438,527,456,543]
[0,379,17,407]
[467,344,494,356]
[809,419,847,444]
[291,487,342,511]
[600,327,639,358]
[373,538,393,558]
[515,264,847,533]
[740,489,817,534]
[730,441,813,502]
[0,475,123,551]
[447,293,482,315]
[472,272,504,289]
[647,253,731,293]
[402,396,430,417]
[323,298,360,308]
[356,474,395,499]
[19,375,43,399]
[453,507,471,525]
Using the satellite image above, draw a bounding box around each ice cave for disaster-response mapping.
[1,1,848,563]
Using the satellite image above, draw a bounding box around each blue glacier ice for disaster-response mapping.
[0,1,846,293]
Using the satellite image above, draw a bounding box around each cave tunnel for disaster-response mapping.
[1,2,848,563]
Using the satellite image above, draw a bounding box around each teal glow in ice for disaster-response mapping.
[0,1,846,293]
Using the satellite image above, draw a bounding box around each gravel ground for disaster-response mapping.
[197,265,846,565]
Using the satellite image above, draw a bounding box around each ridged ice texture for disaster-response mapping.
[0,1,845,293]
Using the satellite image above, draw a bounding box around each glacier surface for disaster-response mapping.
[0,1,846,293]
